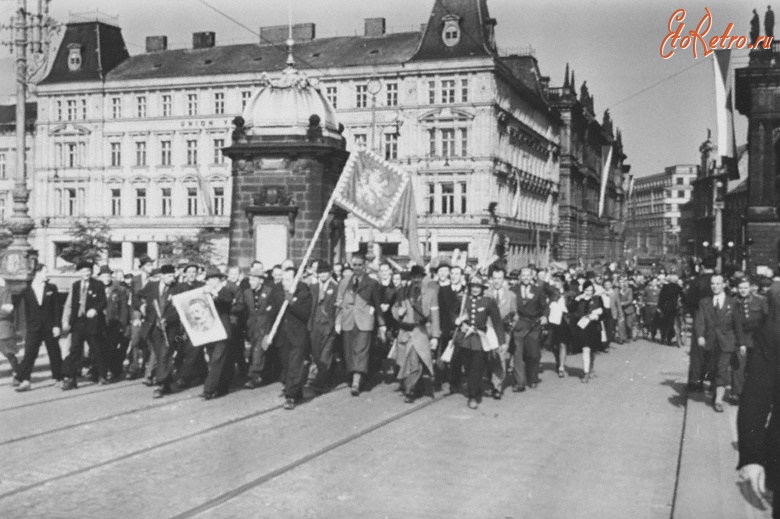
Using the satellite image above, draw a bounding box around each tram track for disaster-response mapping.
[0,378,135,413]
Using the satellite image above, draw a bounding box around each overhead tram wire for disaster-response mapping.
[607,58,709,111]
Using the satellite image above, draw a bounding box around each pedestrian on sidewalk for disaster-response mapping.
[737,278,780,518]
[693,274,744,413]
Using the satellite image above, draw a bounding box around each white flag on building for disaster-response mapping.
[598,145,613,218]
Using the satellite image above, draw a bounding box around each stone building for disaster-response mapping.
[548,70,630,264]
[625,164,696,257]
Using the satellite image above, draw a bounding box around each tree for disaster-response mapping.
[158,228,224,266]
[60,218,111,267]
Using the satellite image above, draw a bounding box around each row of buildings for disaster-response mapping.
[0,0,631,274]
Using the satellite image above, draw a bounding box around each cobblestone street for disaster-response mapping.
[0,339,767,518]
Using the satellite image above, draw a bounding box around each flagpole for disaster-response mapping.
[263,185,339,348]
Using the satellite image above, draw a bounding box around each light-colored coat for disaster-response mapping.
[391,283,440,377]
[336,274,384,332]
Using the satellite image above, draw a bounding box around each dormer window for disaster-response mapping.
[67,44,83,72]
[442,15,461,47]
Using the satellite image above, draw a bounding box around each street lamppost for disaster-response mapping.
[1,0,57,291]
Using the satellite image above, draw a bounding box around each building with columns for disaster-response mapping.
[28,0,628,272]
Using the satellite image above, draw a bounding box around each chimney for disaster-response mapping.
[145,35,168,53]
[192,31,216,49]
[260,23,315,44]
[364,18,386,37]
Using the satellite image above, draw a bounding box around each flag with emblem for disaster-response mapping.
[333,149,422,263]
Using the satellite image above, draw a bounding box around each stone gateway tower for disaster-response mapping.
[223,69,349,269]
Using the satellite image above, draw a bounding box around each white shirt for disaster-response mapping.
[713,293,725,308]
[32,280,45,306]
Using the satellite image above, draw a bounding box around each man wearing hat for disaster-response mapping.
[61,260,107,390]
[171,263,207,389]
[200,267,235,399]
[99,265,131,381]
[307,261,340,391]
[140,264,179,398]
[128,256,155,381]
[390,265,440,403]
[452,274,505,409]
[233,264,279,389]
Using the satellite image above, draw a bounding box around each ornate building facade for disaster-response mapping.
[29,0,626,272]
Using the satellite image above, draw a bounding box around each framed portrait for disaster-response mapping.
[171,287,227,347]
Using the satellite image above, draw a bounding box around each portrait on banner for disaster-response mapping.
[171,287,227,347]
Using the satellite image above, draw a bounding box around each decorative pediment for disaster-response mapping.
[181,175,200,185]
[417,107,474,123]
[206,174,228,183]
[154,175,175,184]
[129,175,149,184]
[49,123,90,137]
[105,177,124,185]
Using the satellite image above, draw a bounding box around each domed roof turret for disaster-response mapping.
[241,68,341,141]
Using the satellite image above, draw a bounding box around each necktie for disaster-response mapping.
[353,276,359,291]
[319,283,326,302]
[159,284,167,309]
[78,282,87,317]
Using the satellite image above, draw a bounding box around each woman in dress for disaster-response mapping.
[569,281,604,383]
[547,273,571,377]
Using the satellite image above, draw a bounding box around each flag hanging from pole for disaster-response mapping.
[713,49,739,180]
[333,149,422,263]
[597,144,613,218]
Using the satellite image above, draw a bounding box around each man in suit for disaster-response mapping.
[488,267,516,398]
[440,265,466,394]
[224,265,248,378]
[686,259,715,391]
[274,267,313,410]
[14,264,62,391]
[127,256,155,381]
[61,261,107,390]
[694,274,745,412]
[732,277,768,403]
[511,266,556,392]
[140,264,179,398]
[99,265,131,381]
[234,265,279,389]
[335,254,386,396]
[737,279,780,518]
[308,261,339,391]
[199,267,235,400]
[171,263,207,388]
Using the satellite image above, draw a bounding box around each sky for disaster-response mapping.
[0,0,756,177]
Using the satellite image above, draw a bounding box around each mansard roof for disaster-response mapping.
[106,32,422,82]
[410,0,496,61]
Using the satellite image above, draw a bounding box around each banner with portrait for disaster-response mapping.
[171,287,227,347]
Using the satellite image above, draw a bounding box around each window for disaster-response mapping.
[441,129,455,157]
[56,100,63,121]
[162,94,172,117]
[460,128,468,157]
[441,182,455,214]
[461,78,469,102]
[66,143,77,168]
[441,79,456,104]
[443,25,460,46]
[0,153,5,179]
[213,138,225,164]
[66,188,77,216]
[241,90,252,110]
[356,85,368,108]
[384,133,398,160]
[134,141,147,166]
[428,80,436,104]
[676,177,684,185]
[353,133,367,149]
[325,86,338,109]
[460,181,467,213]
[186,140,198,165]
[108,242,122,260]
[136,188,147,216]
[677,190,685,198]
[428,129,436,157]
[160,140,171,166]
[386,83,398,106]
[214,92,225,115]
[111,188,121,216]
[161,187,172,216]
[187,93,199,115]
[0,197,5,222]
[81,98,87,119]
[66,99,77,121]
[111,97,121,119]
[136,96,146,118]
[110,142,121,167]
[427,183,435,214]
[187,187,198,215]
[213,187,225,216]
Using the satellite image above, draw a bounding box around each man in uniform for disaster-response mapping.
[732,277,768,404]
[61,261,107,390]
[391,265,440,403]
[308,261,339,391]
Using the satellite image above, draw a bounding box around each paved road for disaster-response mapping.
[0,340,768,518]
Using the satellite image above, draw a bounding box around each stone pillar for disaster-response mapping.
[121,241,134,272]
[147,241,159,260]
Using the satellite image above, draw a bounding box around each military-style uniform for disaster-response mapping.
[453,292,505,401]
[732,293,768,398]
